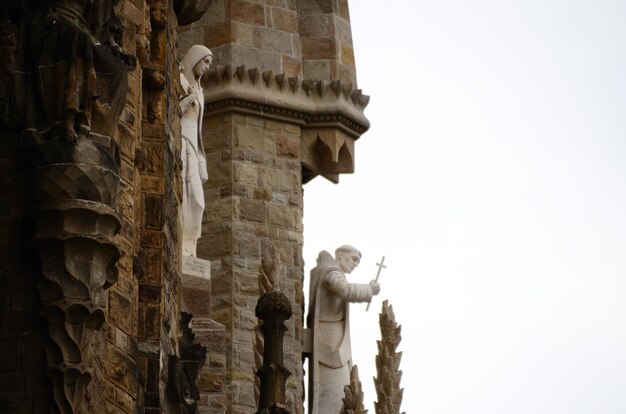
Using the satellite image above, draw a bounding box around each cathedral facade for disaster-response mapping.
[0,1,369,412]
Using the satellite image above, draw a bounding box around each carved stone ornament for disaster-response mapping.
[167,312,207,413]
[374,301,404,414]
[174,0,214,26]
[7,1,135,411]
[200,65,370,184]
[255,247,283,402]
[255,290,292,414]
[27,137,122,414]
[340,365,368,414]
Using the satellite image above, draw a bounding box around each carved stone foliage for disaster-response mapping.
[3,1,134,412]
[167,312,208,413]
[26,138,122,414]
[374,301,405,414]
[255,290,293,414]
[340,365,368,414]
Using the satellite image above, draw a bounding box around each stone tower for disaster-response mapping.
[0,0,369,412]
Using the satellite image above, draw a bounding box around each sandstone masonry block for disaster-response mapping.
[234,124,269,151]
[302,36,337,59]
[271,7,298,32]
[239,199,266,222]
[198,370,225,393]
[281,54,303,76]
[109,289,133,334]
[231,0,266,26]
[260,28,294,55]
[233,163,259,186]
[277,134,300,158]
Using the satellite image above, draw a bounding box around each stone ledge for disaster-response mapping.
[201,65,371,183]
[202,65,370,136]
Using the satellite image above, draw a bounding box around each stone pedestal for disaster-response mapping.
[182,255,212,317]
[180,256,226,413]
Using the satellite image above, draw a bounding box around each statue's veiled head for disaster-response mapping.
[181,44,212,82]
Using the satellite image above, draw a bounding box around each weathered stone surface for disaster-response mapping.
[232,0,266,25]
[0,1,370,413]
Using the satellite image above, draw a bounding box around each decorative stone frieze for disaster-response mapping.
[201,64,370,183]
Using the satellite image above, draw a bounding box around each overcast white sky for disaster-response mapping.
[302,1,626,413]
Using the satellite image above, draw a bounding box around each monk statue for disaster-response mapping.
[179,45,212,257]
[306,245,381,414]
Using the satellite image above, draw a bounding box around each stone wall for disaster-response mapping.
[199,111,305,413]
[297,0,357,84]
[0,0,369,412]
[179,0,304,77]
[178,1,369,413]
[0,0,193,412]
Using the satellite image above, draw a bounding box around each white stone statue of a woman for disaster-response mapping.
[180,45,212,257]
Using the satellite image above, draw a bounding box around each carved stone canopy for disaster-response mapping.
[174,0,214,26]
[201,65,370,184]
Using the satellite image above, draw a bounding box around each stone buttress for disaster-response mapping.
[179,1,370,413]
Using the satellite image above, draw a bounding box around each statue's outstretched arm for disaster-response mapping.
[324,271,373,303]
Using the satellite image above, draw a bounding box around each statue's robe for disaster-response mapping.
[307,251,373,414]
[179,45,210,257]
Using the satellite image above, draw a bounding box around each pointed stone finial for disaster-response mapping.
[359,94,371,108]
[288,76,299,93]
[342,82,353,99]
[351,89,363,105]
[340,365,368,414]
[248,68,259,85]
[235,65,246,82]
[262,70,273,86]
[275,73,286,90]
[316,80,327,98]
[330,79,342,97]
[222,64,233,80]
[374,301,405,414]
[302,79,314,95]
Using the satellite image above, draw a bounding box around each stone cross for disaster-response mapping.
[366,256,386,311]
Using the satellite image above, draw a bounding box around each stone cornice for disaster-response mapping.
[202,65,370,137]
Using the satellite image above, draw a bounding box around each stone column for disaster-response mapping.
[178,1,370,413]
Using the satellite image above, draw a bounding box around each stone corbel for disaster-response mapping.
[174,0,214,26]
[201,67,370,185]
[301,127,355,184]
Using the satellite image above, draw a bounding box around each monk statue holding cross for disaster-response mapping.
[305,245,383,414]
